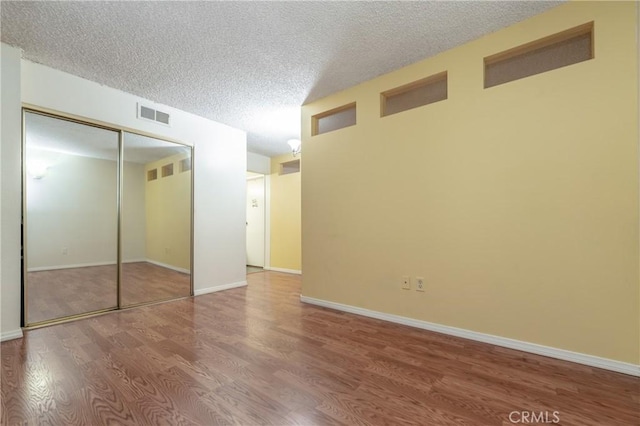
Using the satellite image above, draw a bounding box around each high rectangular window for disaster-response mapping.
[484,22,594,88]
[312,103,356,136]
[280,159,300,175]
[381,72,448,117]
[161,163,174,177]
[179,158,191,173]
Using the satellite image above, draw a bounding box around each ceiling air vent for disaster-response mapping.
[137,103,171,126]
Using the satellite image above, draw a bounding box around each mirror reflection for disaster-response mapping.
[121,132,192,306]
[25,112,119,324]
[24,112,193,326]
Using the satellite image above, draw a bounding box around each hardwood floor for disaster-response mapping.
[3,271,638,425]
[27,262,191,324]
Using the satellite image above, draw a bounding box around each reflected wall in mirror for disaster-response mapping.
[121,132,192,306]
[24,111,119,325]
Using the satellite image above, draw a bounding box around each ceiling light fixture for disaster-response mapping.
[287,139,301,157]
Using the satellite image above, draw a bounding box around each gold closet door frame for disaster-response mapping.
[21,106,195,328]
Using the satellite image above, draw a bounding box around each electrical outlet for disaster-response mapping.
[401,276,411,290]
[416,277,425,292]
[62,247,68,255]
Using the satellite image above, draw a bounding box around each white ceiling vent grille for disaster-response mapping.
[137,103,171,126]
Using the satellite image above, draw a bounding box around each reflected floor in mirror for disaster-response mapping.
[246,265,264,274]
[27,262,190,324]
[7,272,638,425]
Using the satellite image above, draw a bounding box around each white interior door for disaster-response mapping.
[246,175,265,267]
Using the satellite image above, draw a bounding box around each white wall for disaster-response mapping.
[25,149,146,270]
[21,60,247,294]
[193,135,247,293]
[0,57,247,338]
[26,151,117,269]
[247,151,271,174]
[1,44,23,340]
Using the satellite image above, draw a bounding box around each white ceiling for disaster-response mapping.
[2,1,563,157]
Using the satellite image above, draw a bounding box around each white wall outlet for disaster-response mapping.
[416,277,425,292]
[401,276,411,290]
[62,247,68,255]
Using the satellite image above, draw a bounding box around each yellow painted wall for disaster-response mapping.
[301,1,639,364]
[270,153,301,271]
[145,153,191,270]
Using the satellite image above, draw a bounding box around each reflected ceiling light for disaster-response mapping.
[287,139,301,157]
[27,160,49,179]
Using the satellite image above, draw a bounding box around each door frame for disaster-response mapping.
[245,171,270,269]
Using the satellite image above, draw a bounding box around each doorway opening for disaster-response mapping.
[246,172,265,274]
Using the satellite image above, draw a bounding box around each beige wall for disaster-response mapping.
[145,153,191,271]
[301,1,639,364]
[270,154,301,271]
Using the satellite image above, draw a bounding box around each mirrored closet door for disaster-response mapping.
[24,111,119,324]
[23,110,193,327]
[121,132,192,307]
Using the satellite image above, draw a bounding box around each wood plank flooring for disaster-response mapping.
[27,262,191,324]
[3,271,638,425]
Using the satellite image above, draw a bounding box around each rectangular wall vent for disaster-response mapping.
[155,111,170,125]
[137,103,171,126]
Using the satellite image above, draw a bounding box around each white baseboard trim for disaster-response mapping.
[28,261,116,272]
[194,280,247,296]
[300,296,640,377]
[264,267,302,275]
[28,259,189,274]
[145,259,191,275]
[1,329,24,342]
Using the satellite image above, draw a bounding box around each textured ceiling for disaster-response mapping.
[2,1,563,157]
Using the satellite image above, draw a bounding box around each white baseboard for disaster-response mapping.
[28,259,189,274]
[264,267,302,275]
[28,261,116,272]
[300,296,640,377]
[145,259,191,275]
[1,329,23,342]
[194,280,247,296]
